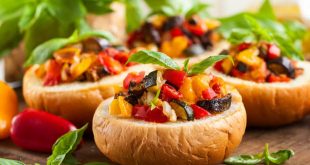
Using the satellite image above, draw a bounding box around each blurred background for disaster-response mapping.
[1,0,309,86]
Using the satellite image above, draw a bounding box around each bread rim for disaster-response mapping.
[23,64,156,126]
[210,61,310,127]
[93,89,246,165]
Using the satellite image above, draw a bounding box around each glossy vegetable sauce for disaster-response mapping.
[35,38,135,86]
[214,42,304,83]
[127,15,220,58]
[109,69,232,123]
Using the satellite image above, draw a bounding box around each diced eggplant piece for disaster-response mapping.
[196,94,232,113]
[267,57,295,78]
[128,81,145,98]
[163,16,184,31]
[141,22,161,45]
[170,99,194,121]
[143,71,158,89]
[82,38,109,52]
[236,62,248,73]
[184,44,205,57]
[258,45,268,60]
[125,95,139,105]
[200,31,213,49]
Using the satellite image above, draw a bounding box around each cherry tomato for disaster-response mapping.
[123,72,145,89]
[163,69,186,88]
[145,106,169,123]
[160,84,183,101]
[238,43,251,51]
[43,60,62,86]
[267,44,280,60]
[98,52,123,74]
[132,105,148,120]
[10,109,76,153]
[191,104,211,119]
[170,27,183,37]
[202,88,217,100]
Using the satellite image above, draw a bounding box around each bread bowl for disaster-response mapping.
[93,50,246,164]
[210,41,310,126]
[23,35,156,126]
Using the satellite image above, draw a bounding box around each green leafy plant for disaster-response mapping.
[127,50,229,75]
[0,0,114,60]
[217,0,306,60]
[224,144,294,165]
[0,158,25,165]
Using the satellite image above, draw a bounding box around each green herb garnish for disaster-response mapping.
[224,144,294,165]
[150,89,161,110]
[0,158,25,165]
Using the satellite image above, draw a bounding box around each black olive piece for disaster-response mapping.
[200,31,213,49]
[219,49,229,55]
[82,38,109,53]
[141,22,161,45]
[183,44,205,57]
[267,57,295,78]
[170,99,194,121]
[128,81,145,98]
[143,70,158,89]
[196,93,232,113]
[236,62,248,73]
[125,95,139,105]
[163,16,184,31]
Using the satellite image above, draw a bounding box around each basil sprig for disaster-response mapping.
[0,158,25,165]
[218,0,306,60]
[224,144,294,165]
[24,29,114,67]
[127,50,229,75]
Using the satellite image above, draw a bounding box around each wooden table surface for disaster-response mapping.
[0,89,309,165]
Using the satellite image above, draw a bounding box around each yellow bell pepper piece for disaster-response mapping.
[161,36,188,58]
[117,96,132,118]
[70,54,96,79]
[205,19,220,30]
[192,74,210,99]
[179,77,197,104]
[151,15,167,28]
[109,99,121,116]
[221,58,234,74]
[53,47,81,64]
[236,48,260,66]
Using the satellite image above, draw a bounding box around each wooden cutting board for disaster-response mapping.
[0,90,309,165]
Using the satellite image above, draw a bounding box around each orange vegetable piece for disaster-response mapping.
[161,36,188,58]
[53,47,81,64]
[179,77,197,104]
[0,81,18,139]
[192,74,210,99]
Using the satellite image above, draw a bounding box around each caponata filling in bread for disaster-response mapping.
[127,15,220,58]
[214,42,304,83]
[35,38,137,86]
[109,69,232,123]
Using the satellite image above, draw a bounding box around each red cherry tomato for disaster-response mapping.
[160,84,183,101]
[267,44,280,60]
[10,109,76,153]
[238,43,251,51]
[43,60,62,86]
[170,27,183,37]
[163,69,186,88]
[145,106,169,123]
[202,88,217,100]
[123,72,145,89]
[132,105,148,120]
[191,104,211,119]
[98,52,123,74]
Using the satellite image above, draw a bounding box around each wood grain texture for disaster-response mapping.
[0,89,309,165]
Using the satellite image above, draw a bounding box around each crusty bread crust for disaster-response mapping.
[93,89,246,165]
[23,64,156,126]
[210,61,310,127]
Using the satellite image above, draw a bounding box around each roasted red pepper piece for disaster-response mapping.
[267,44,280,60]
[191,104,211,119]
[170,27,183,37]
[163,69,186,88]
[43,60,62,86]
[145,106,169,123]
[123,71,145,89]
[238,43,251,51]
[184,22,205,36]
[10,109,76,153]
[113,51,130,65]
[98,52,123,74]
[202,88,217,100]
[214,60,224,72]
[267,74,290,83]
[132,105,148,120]
[160,84,183,101]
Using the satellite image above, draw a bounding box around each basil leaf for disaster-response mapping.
[127,50,180,70]
[185,3,209,19]
[150,89,161,110]
[0,16,23,58]
[227,28,256,45]
[264,144,294,165]
[123,0,145,32]
[183,58,190,73]
[283,20,307,42]
[45,0,86,24]
[18,3,46,32]
[0,0,32,22]
[82,0,113,15]
[187,55,229,75]
[79,30,115,42]
[256,0,275,20]
[84,162,110,165]
[47,124,88,165]
[0,158,25,165]
[224,154,264,165]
